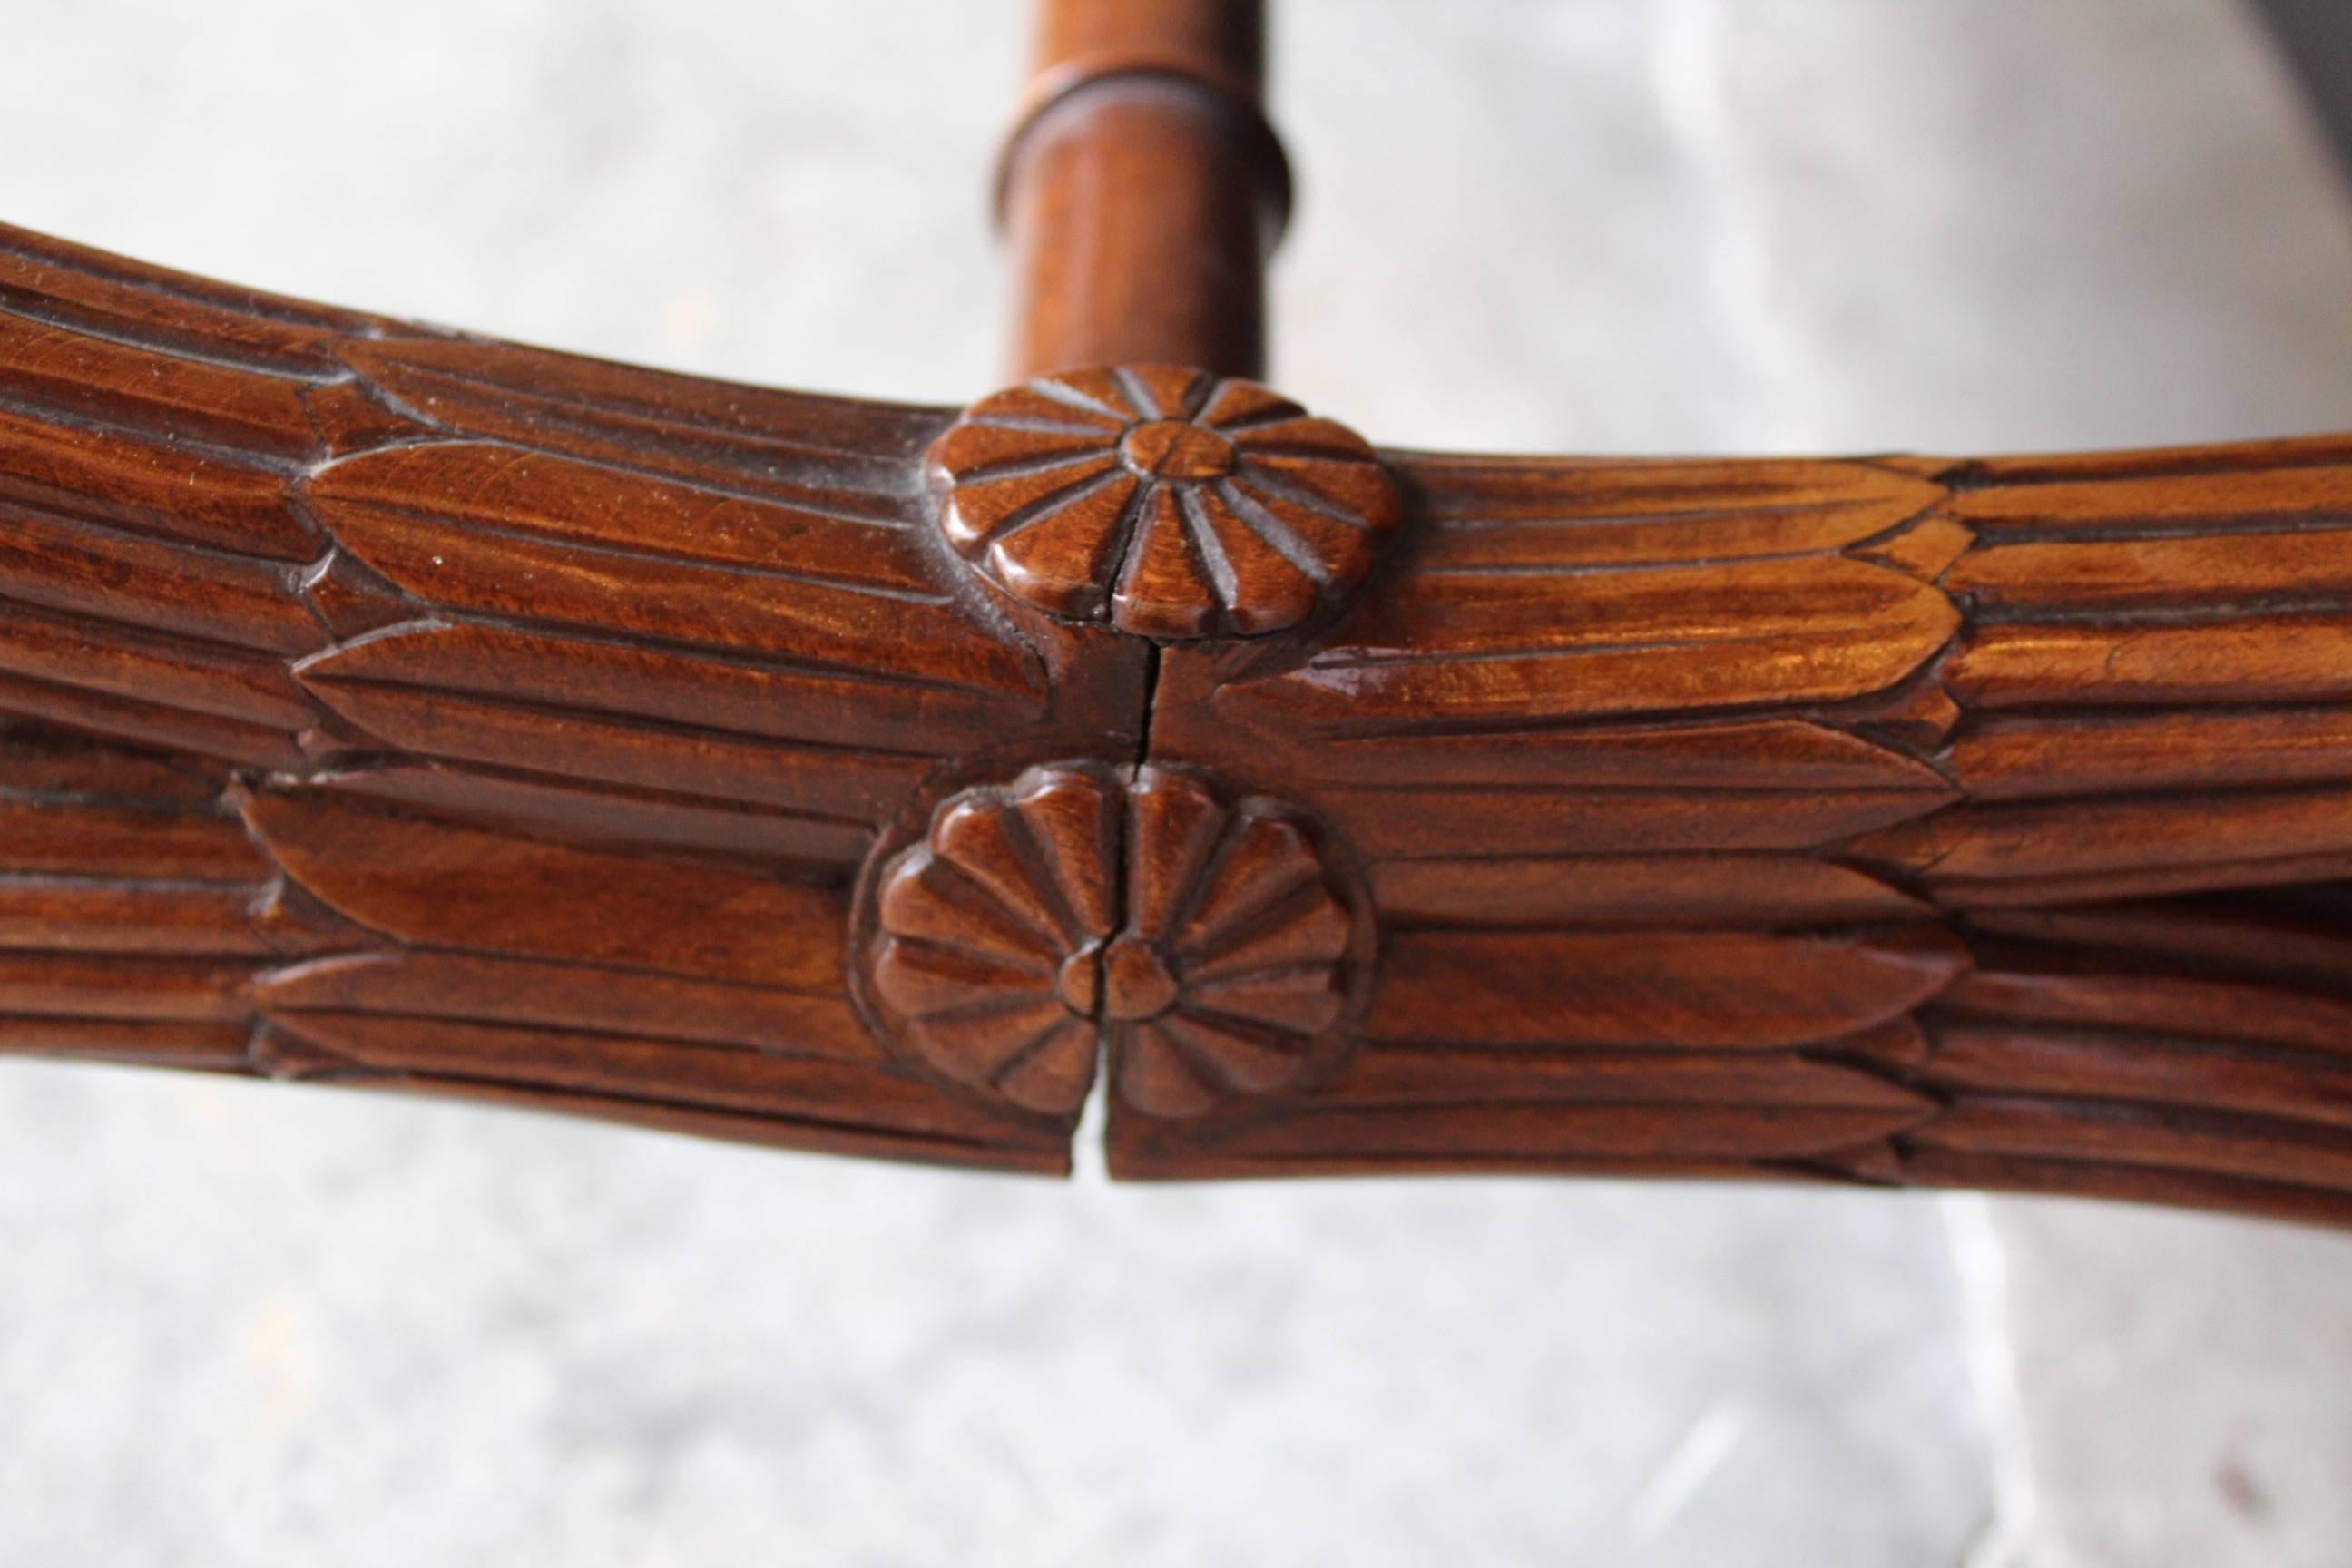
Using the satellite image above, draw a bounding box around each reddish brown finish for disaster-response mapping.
[1003,0,1284,377]
[927,364,1401,638]
[0,220,1152,1176]
[5,7,2352,1230]
[860,760,1370,1121]
[1115,439,2352,1227]
[1027,0,1266,87]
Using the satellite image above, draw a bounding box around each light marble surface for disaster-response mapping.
[1,2,2349,1563]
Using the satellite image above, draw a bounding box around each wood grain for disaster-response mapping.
[1003,0,1283,377]
[1124,443,2352,1224]
[0,220,1144,1174]
[3,216,2352,1221]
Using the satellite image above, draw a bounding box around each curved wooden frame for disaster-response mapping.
[4,0,2351,1228]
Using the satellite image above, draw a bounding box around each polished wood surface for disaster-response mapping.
[4,2,2349,1228]
[1003,0,1284,377]
[928,365,1399,637]
[1123,436,2352,1229]
[0,220,1147,1174]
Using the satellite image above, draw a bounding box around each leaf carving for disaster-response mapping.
[3,220,2352,1220]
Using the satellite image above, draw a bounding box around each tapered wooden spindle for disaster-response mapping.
[999,0,1289,378]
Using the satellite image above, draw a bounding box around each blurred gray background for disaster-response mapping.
[3,1,2351,1563]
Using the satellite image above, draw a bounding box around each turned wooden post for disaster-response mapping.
[999,0,1289,377]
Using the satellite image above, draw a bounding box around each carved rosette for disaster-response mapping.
[861,763,1371,1119]
[928,365,1403,639]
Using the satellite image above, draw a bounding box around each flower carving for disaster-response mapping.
[864,763,1367,1119]
[929,365,1403,640]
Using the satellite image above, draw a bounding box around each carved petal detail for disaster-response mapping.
[930,365,1404,640]
[862,762,1369,1118]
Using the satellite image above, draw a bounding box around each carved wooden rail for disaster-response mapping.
[5,0,2350,1227]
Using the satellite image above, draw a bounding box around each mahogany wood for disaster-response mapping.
[0,220,1152,1175]
[1122,438,2352,1230]
[3,5,2349,1229]
[1003,0,1283,377]
[927,365,1400,637]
